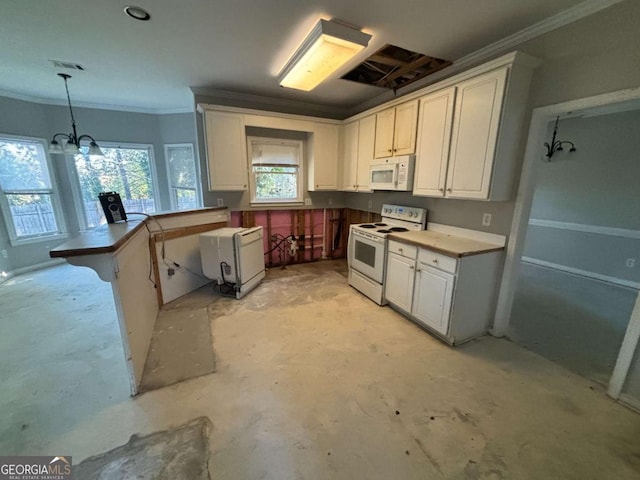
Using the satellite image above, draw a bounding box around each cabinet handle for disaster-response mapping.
[398,248,403,252]
[409,265,414,270]
[388,148,392,153]
[446,188,452,192]
[416,268,421,272]
[432,259,438,263]
[439,188,444,192]
[316,184,319,188]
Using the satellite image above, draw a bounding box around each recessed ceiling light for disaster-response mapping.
[124,5,151,21]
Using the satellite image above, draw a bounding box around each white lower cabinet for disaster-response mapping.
[412,265,454,336]
[384,251,415,311]
[384,240,502,345]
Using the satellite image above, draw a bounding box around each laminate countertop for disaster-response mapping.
[388,230,505,258]
[50,207,228,258]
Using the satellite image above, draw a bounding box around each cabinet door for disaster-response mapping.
[412,264,454,336]
[356,115,376,191]
[384,252,415,312]
[374,108,396,158]
[204,111,248,191]
[413,88,456,197]
[445,68,507,199]
[340,121,359,191]
[393,100,419,155]
[309,123,339,191]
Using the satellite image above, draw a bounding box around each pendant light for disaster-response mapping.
[48,73,104,157]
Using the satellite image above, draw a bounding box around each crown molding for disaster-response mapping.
[191,87,350,119]
[0,89,194,115]
[348,0,626,116]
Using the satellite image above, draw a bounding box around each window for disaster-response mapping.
[165,143,201,211]
[74,144,157,228]
[0,136,66,245]
[248,137,303,204]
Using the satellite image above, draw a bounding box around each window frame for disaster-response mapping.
[247,136,304,206]
[164,143,202,211]
[0,134,68,246]
[71,141,160,229]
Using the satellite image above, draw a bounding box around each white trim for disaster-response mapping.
[489,86,640,412]
[348,0,622,117]
[618,393,640,413]
[427,222,507,247]
[197,102,343,125]
[7,258,65,279]
[609,291,640,399]
[453,0,625,72]
[521,256,640,290]
[0,89,193,115]
[493,85,640,339]
[528,218,640,239]
[192,87,349,119]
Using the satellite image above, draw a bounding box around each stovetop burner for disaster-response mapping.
[377,229,392,233]
[389,227,409,232]
[374,223,388,227]
[359,224,376,228]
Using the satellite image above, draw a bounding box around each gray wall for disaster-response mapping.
[0,96,196,271]
[523,111,640,283]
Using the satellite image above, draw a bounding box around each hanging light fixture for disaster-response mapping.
[279,19,371,92]
[48,73,104,157]
[544,116,576,161]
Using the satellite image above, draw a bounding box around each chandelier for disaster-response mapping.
[48,73,104,157]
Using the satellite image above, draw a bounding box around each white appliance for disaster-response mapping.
[200,226,265,299]
[348,204,427,305]
[369,155,415,191]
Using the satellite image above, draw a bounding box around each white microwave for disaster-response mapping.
[370,155,415,191]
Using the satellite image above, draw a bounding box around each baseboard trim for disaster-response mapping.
[522,256,640,290]
[618,393,640,413]
[3,259,66,280]
[528,218,640,240]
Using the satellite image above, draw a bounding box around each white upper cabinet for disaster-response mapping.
[412,56,536,201]
[374,100,418,158]
[340,115,376,192]
[308,123,339,191]
[356,115,376,191]
[446,68,507,199]
[340,121,359,192]
[203,110,248,191]
[413,87,456,197]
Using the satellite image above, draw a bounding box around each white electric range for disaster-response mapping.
[348,204,427,305]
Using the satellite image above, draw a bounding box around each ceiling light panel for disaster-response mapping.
[279,19,371,92]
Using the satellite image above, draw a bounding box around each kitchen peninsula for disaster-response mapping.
[50,207,228,395]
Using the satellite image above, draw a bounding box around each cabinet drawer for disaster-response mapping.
[418,249,457,274]
[388,240,417,259]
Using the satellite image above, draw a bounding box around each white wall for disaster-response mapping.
[522,111,640,284]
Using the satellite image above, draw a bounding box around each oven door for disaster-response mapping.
[370,163,398,190]
[348,229,386,284]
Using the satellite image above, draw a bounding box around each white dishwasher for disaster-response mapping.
[200,226,265,299]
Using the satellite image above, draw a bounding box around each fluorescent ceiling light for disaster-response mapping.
[279,19,371,92]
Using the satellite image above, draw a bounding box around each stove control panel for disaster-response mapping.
[382,204,428,225]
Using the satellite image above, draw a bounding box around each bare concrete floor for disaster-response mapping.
[2,260,640,478]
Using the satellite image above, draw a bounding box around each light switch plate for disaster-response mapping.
[216,198,224,207]
[482,213,492,227]
[304,197,312,206]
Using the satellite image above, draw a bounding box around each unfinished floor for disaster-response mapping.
[1,260,640,479]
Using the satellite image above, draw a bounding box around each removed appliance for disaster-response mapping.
[370,155,415,191]
[200,226,265,299]
[348,204,427,305]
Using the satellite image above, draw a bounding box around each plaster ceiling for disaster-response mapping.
[0,0,590,113]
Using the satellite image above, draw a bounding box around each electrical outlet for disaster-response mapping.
[304,197,312,206]
[328,198,333,205]
[1,250,7,259]
[367,200,373,209]
[482,213,492,227]
[626,258,636,268]
[216,198,224,207]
